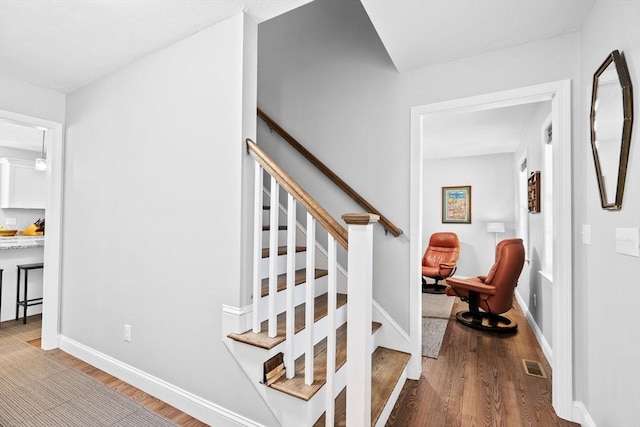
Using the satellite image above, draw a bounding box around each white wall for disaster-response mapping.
[62,14,275,426]
[578,1,640,425]
[513,101,553,346]
[0,75,65,123]
[258,0,580,332]
[423,153,515,276]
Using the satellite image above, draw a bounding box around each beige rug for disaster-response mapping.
[0,321,177,427]
[422,293,455,359]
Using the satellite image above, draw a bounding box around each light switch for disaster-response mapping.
[5,217,16,225]
[582,224,591,245]
[616,228,640,257]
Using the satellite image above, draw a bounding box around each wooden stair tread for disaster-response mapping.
[261,268,328,298]
[262,225,287,231]
[261,246,306,258]
[269,322,383,401]
[313,346,411,427]
[227,293,347,350]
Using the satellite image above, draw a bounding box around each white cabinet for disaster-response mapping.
[0,158,46,209]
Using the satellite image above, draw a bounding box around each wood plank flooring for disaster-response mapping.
[386,299,580,427]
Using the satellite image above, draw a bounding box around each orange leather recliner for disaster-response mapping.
[446,238,525,333]
[422,232,460,294]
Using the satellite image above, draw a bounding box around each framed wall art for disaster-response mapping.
[442,186,472,224]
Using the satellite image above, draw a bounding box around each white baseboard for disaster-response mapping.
[514,291,553,364]
[573,401,597,427]
[58,335,264,427]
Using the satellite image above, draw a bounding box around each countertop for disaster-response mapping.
[0,236,45,250]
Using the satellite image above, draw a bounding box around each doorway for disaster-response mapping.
[409,80,573,420]
[0,109,63,350]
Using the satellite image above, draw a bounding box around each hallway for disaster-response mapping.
[387,298,579,426]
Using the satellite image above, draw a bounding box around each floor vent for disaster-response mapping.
[522,359,547,378]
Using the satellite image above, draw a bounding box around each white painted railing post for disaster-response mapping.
[252,162,263,333]
[305,212,316,385]
[268,177,279,338]
[342,213,379,427]
[285,194,296,379]
[325,234,337,427]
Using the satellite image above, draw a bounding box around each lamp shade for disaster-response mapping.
[486,222,505,233]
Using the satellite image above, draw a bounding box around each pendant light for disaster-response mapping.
[35,129,47,171]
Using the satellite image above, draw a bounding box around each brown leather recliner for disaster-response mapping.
[445,238,525,333]
[422,232,460,294]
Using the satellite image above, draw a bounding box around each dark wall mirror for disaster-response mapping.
[590,49,634,210]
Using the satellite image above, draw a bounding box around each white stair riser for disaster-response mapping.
[256,276,329,322]
[259,252,307,279]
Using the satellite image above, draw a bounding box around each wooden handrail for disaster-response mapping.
[257,108,403,237]
[247,138,349,249]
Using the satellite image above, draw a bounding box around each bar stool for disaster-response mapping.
[15,263,44,324]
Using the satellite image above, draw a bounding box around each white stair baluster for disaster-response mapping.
[325,234,337,427]
[252,162,263,333]
[268,177,279,338]
[285,194,296,378]
[305,212,316,385]
[343,213,378,427]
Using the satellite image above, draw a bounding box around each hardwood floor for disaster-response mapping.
[386,299,580,427]
[8,297,577,427]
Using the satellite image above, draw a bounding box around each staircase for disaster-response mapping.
[222,140,411,426]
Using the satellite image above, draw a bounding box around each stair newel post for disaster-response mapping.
[285,194,297,379]
[252,161,264,333]
[342,213,379,427]
[325,234,338,427]
[268,176,280,338]
[305,212,316,385]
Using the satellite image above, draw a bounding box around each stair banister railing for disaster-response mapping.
[247,139,375,427]
[257,108,403,238]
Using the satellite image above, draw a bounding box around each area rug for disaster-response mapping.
[0,321,178,427]
[422,292,455,359]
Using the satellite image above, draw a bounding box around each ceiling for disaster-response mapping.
[1,0,595,94]
[0,0,314,93]
[0,0,593,155]
[422,101,549,159]
[361,0,594,72]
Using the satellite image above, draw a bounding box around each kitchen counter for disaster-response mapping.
[0,235,45,250]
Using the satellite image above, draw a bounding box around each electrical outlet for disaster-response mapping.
[5,218,16,225]
[124,324,131,342]
[533,293,537,307]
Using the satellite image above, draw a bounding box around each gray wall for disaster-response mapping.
[514,101,553,347]
[423,152,516,277]
[62,14,276,426]
[578,1,640,424]
[258,0,580,333]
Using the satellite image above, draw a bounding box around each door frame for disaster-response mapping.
[408,80,573,420]
[1,109,63,350]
